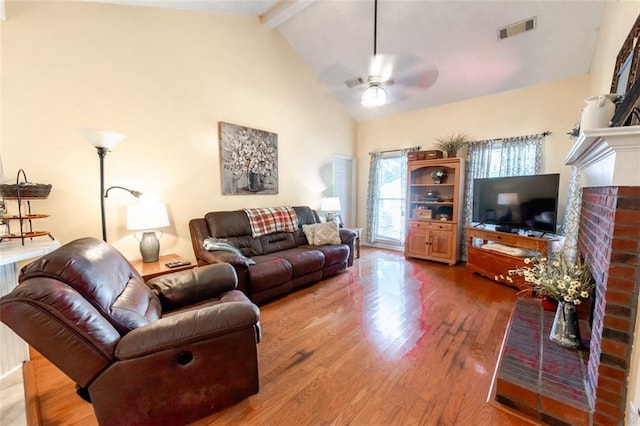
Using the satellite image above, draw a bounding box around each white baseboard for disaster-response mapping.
[361,241,404,252]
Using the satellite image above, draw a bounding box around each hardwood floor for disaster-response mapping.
[29,247,539,425]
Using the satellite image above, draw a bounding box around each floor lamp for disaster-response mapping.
[79,128,127,242]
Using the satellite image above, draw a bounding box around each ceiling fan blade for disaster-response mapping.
[367,53,422,81]
[366,53,439,92]
[393,65,439,90]
[384,85,427,103]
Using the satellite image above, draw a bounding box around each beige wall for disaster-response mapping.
[356,74,591,235]
[1,1,356,260]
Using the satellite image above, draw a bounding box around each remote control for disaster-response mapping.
[166,261,191,268]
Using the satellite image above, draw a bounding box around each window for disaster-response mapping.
[366,151,410,245]
[375,153,406,243]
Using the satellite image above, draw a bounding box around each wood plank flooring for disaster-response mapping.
[28,247,540,425]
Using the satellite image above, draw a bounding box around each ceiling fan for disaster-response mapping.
[350,0,439,108]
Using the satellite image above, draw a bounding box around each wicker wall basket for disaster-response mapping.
[0,183,52,199]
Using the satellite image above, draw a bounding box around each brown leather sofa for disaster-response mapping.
[189,206,356,304]
[0,237,261,426]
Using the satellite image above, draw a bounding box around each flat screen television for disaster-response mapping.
[472,174,560,233]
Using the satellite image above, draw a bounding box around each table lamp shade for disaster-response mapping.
[127,202,169,231]
[126,202,170,263]
[321,197,341,212]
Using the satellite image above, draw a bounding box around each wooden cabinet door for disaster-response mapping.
[406,222,428,257]
[428,229,453,261]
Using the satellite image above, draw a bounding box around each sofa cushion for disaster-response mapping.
[258,232,298,254]
[203,238,256,265]
[304,244,350,267]
[247,256,293,292]
[205,211,263,256]
[274,248,325,278]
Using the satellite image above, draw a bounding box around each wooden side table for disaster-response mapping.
[129,253,195,282]
[345,227,362,259]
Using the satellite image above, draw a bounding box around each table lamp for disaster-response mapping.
[126,201,170,263]
[321,197,342,225]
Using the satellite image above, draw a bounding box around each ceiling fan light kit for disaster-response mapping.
[361,83,388,107]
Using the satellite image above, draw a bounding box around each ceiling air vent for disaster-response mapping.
[498,16,536,40]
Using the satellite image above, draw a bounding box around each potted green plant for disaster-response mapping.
[435,133,469,158]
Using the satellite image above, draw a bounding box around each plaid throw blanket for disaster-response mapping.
[244,206,299,238]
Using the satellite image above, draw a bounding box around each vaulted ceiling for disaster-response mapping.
[82,0,606,122]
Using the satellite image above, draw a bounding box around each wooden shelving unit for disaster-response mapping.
[404,156,464,265]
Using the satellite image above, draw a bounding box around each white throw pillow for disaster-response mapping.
[309,222,341,245]
[302,224,316,245]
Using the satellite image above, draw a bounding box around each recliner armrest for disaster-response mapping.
[147,263,237,312]
[339,228,356,245]
[115,298,260,360]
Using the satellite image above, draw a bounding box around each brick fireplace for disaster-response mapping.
[494,127,640,424]
[579,186,640,423]
[567,126,640,424]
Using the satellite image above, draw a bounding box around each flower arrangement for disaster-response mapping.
[507,251,594,305]
[435,132,469,156]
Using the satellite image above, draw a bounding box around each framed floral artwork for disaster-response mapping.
[611,14,640,126]
[219,122,278,195]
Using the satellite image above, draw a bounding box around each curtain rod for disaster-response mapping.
[486,131,551,142]
[369,146,420,155]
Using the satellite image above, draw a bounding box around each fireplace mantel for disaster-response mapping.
[564,125,640,187]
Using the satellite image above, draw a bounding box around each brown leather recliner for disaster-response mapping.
[0,237,261,425]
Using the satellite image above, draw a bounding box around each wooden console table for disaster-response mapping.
[466,227,549,288]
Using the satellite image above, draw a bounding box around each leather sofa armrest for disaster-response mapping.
[340,228,356,245]
[115,299,260,360]
[339,228,357,267]
[148,263,238,311]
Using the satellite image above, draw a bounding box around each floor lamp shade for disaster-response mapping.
[78,128,127,149]
[79,127,127,242]
[127,202,170,263]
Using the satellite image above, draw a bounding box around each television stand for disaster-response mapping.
[466,227,549,288]
[495,225,516,233]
